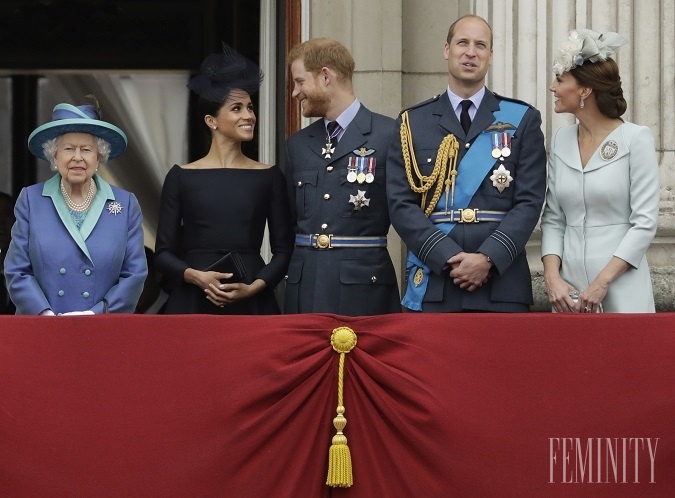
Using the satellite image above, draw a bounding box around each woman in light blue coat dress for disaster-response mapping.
[4,99,147,315]
[541,30,659,313]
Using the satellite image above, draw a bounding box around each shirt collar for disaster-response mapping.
[446,86,486,120]
[324,98,361,132]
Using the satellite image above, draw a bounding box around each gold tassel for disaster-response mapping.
[326,326,357,488]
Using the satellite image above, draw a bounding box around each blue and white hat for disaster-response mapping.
[27,103,128,161]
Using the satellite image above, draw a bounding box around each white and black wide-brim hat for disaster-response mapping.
[27,103,128,161]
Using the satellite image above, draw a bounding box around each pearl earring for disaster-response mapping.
[580,97,585,109]
[212,126,217,130]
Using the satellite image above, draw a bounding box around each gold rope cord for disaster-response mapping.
[400,111,459,216]
[326,326,358,488]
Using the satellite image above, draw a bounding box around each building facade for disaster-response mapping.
[296,0,674,310]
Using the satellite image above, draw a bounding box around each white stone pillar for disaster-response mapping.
[479,0,674,310]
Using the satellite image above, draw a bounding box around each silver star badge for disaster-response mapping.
[107,201,123,215]
[349,190,371,211]
[489,165,513,193]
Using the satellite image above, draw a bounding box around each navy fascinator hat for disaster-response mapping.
[187,42,264,102]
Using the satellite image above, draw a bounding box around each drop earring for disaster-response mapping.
[580,97,585,109]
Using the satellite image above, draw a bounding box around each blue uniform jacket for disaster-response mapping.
[283,104,401,315]
[386,90,546,312]
[4,174,147,315]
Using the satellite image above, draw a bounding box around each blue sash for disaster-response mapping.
[401,100,528,310]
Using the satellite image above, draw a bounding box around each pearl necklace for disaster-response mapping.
[61,178,96,212]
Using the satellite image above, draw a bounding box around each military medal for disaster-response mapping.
[356,158,366,184]
[489,164,513,193]
[500,132,512,157]
[349,190,371,210]
[352,147,375,184]
[365,158,376,183]
[322,141,335,159]
[323,122,342,159]
[491,133,502,158]
[600,140,619,160]
[487,123,516,160]
[347,157,358,182]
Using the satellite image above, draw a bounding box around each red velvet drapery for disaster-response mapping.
[0,313,673,497]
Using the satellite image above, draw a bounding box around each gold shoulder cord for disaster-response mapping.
[400,111,459,216]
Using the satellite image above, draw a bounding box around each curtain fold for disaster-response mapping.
[0,313,673,497]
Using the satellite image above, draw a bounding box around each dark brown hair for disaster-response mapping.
[571,58,627,118]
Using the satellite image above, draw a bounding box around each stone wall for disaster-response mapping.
[306,0,674,309]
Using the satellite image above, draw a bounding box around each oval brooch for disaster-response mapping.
[600,140,619,161]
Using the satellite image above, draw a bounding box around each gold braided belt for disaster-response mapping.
[400,110,459,216]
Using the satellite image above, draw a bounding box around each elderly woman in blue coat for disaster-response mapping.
[4,99,147,315]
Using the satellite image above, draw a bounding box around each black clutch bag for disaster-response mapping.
[203,252,247,282]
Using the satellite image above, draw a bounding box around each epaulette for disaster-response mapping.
[397,93,443,117]
[492,92,535,109]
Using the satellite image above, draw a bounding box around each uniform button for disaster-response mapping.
[323,194,331,200]
[371,276,377,283]
[465,143,470,149]
[297,181,302,187]
[284,275,288,280]
[321,223,328,230]
[427,157,432,163]
[82,291,90,298]
[327,166,334,172]
[84,269,91,276]
[60,268,66,274]
[58,290,64,296]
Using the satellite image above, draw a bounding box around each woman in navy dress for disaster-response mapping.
[155,44,293,314]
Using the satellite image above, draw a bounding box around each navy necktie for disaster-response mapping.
[460,100,472,135]
[326,121,341,145]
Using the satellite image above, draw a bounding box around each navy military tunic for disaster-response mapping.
[386,91,547,312]
[284,104,400,315]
